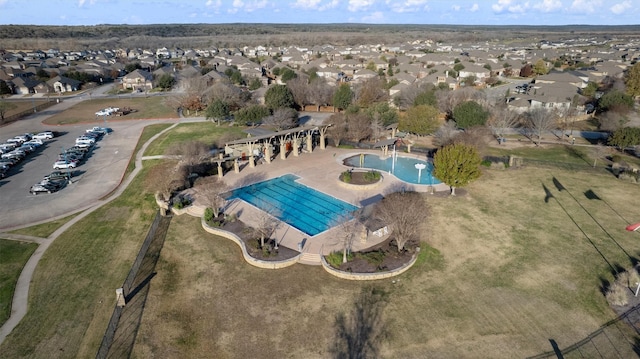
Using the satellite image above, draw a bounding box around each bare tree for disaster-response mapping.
[433,120,459,147]
[166,140,211,175]
[488,106,521,143]
[354,77,388,107]
[436,87,487,116]
[254,203,282,249]
[525,107,557,146]
[326,113,348,147]
[286,76,310,108]
[394,82,436,111]
[210,80,250,110]
[374,191,427,252]
[598,111,628,132]
[194,176,229,218]
[591,143,610,168]
[167,77,209,115]
[308,78,335,108]
[453,125,491,154]
[262,107,298,130]
[333,209,365,263]
[146,161,187,202]
[347,113,373,143]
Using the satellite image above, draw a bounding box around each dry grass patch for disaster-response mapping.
[42,97,178,125]
[135,166,640,358]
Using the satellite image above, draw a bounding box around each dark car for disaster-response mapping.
[43,170,73,181]
[66,146,91,154]
[29,180,65,195]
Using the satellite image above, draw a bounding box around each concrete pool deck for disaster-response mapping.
[213,147,449,259]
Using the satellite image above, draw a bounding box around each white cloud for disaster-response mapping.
[228,0,268,13]
[470,3,479,12]
[570,0,603,14]
[492,0,531,13]
[492,0,512,12]
[78,0,96,7]
[452,4,461,11]
[386,0,430,13]
[292,0,338,10]
[349,0,375,12]
[533,0,562,12]
[610,0,632,14]
[205,0,222,8]
[362,11,385,22]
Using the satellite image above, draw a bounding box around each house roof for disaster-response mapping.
[123,69,153,81]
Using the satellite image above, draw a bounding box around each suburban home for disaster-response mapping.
[122,69,153,91]
[10,77,42,94]
[48,75,82,93]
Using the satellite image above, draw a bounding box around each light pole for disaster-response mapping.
[415,163,426,184]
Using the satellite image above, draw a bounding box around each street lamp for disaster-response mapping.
[415,163,426,184]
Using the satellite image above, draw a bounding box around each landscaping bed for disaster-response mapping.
[326,237,417,273]
[339,169,381,185]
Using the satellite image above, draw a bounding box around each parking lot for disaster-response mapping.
[0,107,175,230]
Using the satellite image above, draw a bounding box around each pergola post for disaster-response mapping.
[264,143,272,164]
[279,136,287,160]
[319,126,328,150]
[292,134,300,157]
[247,142,256,168]
[217,161,223,178]
[306,133,313,153]
[234,158,240,173]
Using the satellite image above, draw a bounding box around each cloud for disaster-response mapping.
[386,0,430,13]
[292,0,338,10]
[492,0,512,12]
[361,11,385,22]
[492,0,531,13]
[569,0,603,14]
[470,3,479,12]
[610,0,632,14]
[205,0,221,8]
[78,0,96,7]
[533,0,562,12]
[452,4,461,11]
[348,0,374,12]
[228,0,268,13]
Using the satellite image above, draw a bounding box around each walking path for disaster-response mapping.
[0,121,181,345]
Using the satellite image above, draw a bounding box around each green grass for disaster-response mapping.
[7,213,78,238]
[0,239,38,326]
[124,123,173,176]
[143,122,245,156]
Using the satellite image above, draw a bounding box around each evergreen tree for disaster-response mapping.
[264,84,294,110]
[452,101,489,129]
[433,143,482,195]
[624,62,640,98]
[333,84,353,110]
[398,105,439,136]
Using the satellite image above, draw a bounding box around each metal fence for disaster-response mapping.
[96,211,168,359]
[2,99,59,124]
[528,303,640,358]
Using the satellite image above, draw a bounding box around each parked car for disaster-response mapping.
[23,138,43,147]
[66,145,91,154]
[6,138,24,146]
[83,132,103,140]
[53,160,77,170]
[75,141,93,149]
[0,158,17,167]
[0,143,17,151]
[29,180,66,195]
[19,144,37,154]
[33,131,54,140]
[1,150,25,160]
[76,136,96,144]
[43,170,73,181]
[86,126,112,134]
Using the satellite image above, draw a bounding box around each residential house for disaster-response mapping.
[122,69,153,91]
[10,77,42,94]
[48,75,82,93]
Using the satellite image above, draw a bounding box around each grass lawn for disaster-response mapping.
[0,239,37,326]
[7,213,77,238]
[124,123,173,176]
[42,97,178,125]
[131,166,640,358]
[2,99,51,117]
[143,122,245,156]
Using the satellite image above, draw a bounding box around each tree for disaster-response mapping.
[326,113,348,146]
[262,107,298,130]
[248,77,262,90]
[598,90,634,113]
[488,106,520,143]
[233,104,270,126]
[525,108,557,145]
[452,101,489,129]
[0,80,12,95]
[286,76,310,108]
[166,140,210,176]
[194,176,229,218]
[413,88,438,107]
[608,127,640,149]
[333,84,353,110]
[433,120,459,147]
[347,113,373,143]
[254,203,281,249]
[398,105,440,136]
[264,84,294,110]
[433,143,482,196]
[355,77,387,107]
[624,62,640,97]
[205,99,230,125]
[453,63,465,72]
[0,99,17,124]
[156,73,175,90]
[581,81,599,99]
[125,62,141,73]
[520,63,534,77]
[533,59,548,75]
[365,102,398,127]
[374,191,427,252]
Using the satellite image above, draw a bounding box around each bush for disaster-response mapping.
[606,282,629,306]
[481,159,492,167]
[341,171,352,183]
[358,249,385,266]
[204,208,214,222]
[173,196,191,209]
[363,170,381,182]
[326,251,353,268]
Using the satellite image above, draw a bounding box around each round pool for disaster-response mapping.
[343,154,441,185]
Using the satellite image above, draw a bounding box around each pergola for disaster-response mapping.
[373,138,400,156]
[223,124,331,172]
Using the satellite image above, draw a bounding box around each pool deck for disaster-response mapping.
[215,147,449,257]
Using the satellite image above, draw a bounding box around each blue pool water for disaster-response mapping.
[344,154,441,185]
[228,174,359,236]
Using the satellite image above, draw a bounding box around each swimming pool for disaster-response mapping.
[343,154,441,185]
[228,174,359,236]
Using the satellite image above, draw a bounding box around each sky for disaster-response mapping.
[0,0,638,26]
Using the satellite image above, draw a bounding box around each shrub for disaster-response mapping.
[359,249,385,266]
[204,208,214,222]
[363,170,381,182]
[224,213,237,222]
[606,281,630,306]
[610,154,622,163]
[325,251,353,267]
[481,159,492,167]
[341,171,352,183]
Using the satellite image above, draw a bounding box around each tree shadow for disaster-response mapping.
[330,286,389,359]
[230,171,268,189]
